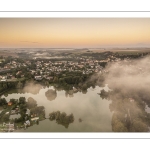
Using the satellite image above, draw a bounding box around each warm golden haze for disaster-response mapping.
[0,18,150,48]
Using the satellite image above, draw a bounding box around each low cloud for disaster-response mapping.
[104,56,150,94]
[98,55,150,131]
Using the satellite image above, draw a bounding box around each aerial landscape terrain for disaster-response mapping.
[0,18,150,132]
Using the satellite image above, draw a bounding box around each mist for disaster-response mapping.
[105,56,150,92]
[97,55,150,132]
[22,82,43,94]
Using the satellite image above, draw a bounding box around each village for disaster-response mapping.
[0,50,146,82]
[0,50,150,132]
[0,53,109,82]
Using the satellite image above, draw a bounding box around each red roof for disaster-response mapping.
[8,102,13,106]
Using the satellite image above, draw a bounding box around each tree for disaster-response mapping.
[19,97,26,104]
[112,113,128,132]
[53,77,58,83]
[49,111,74,128]
[100,89,109,99]
[16,81,23,89]
[30,106,45,116]
[10,98,17,105]
[1,114,9,122]
[131,119,149,132]
[82,83,87,91]
[16,74,21,78]
[0,98,7,106]
[27,97,37,109]
[112,121,128,132]
[24,72,32,79]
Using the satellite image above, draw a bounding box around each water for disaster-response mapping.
[1,84,113,132]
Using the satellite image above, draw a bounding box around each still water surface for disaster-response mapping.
[2,85,113,132]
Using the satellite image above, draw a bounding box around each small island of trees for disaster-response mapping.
[49,111,74,128]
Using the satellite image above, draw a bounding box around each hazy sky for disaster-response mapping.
[0,18,150,48]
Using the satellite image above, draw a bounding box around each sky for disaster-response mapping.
[0,18,150,48]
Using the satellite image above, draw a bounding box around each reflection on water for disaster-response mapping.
[49,111,74,128]
[1,85,112,132]
[45,89,57,101]
[27,97,37,109]
[101,88,150,132]
[2,82,149,132]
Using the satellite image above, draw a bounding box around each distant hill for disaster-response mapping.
[73,48,89,51]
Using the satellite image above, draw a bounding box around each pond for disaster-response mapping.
[1,83,113,132]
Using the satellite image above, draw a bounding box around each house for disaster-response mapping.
[34,76,43,81]
[25,109,30,116]
[5,112,9,115]
[31,117,39,121]
[1,79,6,81]
[11,76,16,79]
[8,102,13,106]
[25,120,30,126]
[15,107,19,112]
[3,123,14,132]
[46,76,53,80]
[78,65,84,68]
[31,113,37,118]
[24,120,30,129]
[11,110,16,114]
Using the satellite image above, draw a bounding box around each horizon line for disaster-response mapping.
[0,47,150,49]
